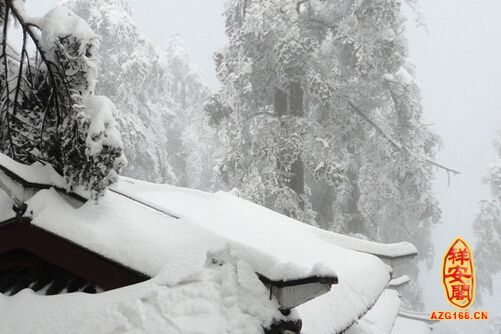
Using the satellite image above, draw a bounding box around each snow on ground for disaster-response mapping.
[0,261,282,334]
[391,317,431,334]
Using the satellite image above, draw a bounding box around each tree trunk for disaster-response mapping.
[274,87,289,187]
[289,81,305,209]
[274,87,287,118]
[274,84,305,212]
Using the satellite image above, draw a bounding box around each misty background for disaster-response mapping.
[404,0,501,316]
[27,0,500,320]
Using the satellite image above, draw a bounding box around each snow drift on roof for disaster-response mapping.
[107,178,391,332]
[26,188,223,279]
[0,260,282,334]
[0,153,65,189]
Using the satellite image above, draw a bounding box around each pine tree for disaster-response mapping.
[208,0,441,309]
[163,35,215,190]
[206,0,344,223]
[63,0,178,183]
[64,0,214,188]
[0,0,125,198]
[310,0,441,308]
[474,132,501,301]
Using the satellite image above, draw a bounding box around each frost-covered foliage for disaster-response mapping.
[209,0,439,308]
[0,1,125,198]
[474,132,501,300]
[62,0,215,189]
[163,34,216,190]
[207,0,343,223]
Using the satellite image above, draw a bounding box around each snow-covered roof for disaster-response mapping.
[0,154,65,189]
[23,179,390,330]
[391,316,432,334]
[389,275,411,287]
[0,153,88,207]
[398,309,438,324]
[0,153,399,333]
[391,310,437,334]
[312,227,417,258]
[0,261,282,334]
[299,288,401,334]
[346,289,402,334]
[109,178,390,282]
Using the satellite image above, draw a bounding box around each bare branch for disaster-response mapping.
[2,4,14,158]
[12,29,26,117]
[347,101,460,175]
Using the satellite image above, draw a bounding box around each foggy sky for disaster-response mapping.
[128,0,227,89]
[405,0,501,316]
[28,0,500,318]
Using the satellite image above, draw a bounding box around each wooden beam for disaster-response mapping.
[0,218,148,290]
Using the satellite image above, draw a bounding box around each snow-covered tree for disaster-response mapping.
[62,0,177,184]
[206,0,345,223]
[0,0,125,198]
[474,132,501,301]
[163,35,215,190]
[309,0,441,308]
[64,0,214,189]
[208,0,441,308]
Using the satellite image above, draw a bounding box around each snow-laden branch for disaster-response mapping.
[348,101,460,175]
[6,0,60,86]
[1,0,125,199]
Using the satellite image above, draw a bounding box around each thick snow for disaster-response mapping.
[391,317,431,334]
[105,178,391,332]
[26,188,223,278]
[40,6,96,63]
[0,152,65,188]
[0,260,282,334]
[298,289,400,334]
[83,96,124,156]
[4,174,393,333]
[0,152,92,201]
[389,275,411,287]
[111,178,389,281]
[312,228,417,258]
